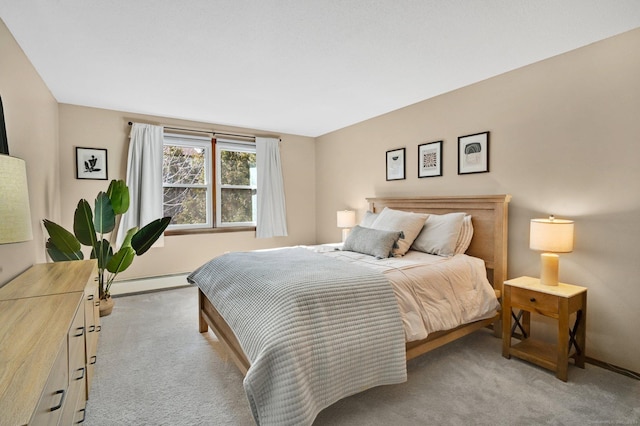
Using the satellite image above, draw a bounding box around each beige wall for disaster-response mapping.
[316,28,640,373]
[57,104,316,280]
[0,19,60,284]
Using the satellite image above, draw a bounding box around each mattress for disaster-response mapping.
[310,245,500,342]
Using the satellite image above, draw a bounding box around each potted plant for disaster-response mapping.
[43,179,170,316]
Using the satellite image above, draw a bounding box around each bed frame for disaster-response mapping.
[198,194,511,374]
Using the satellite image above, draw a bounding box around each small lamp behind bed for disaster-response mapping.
[530,215,574,286]
[337,210,356,242]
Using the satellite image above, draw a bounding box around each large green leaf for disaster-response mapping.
[120,227,138,248]
[94,192,116,234]
[107,179,130,215]
[73,199,97,247]
[43,219,82,255]
[106,246,135,274]
[131,217,171,256]
[46,239,83,261]
[90,239,113,270]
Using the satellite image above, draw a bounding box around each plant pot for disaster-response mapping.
[99,296,115,317]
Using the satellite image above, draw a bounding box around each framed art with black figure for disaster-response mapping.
[458,131,489,175]
[76,147,108,180]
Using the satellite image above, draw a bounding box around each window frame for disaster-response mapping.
[162,134,213,231]
[215,139,257,228]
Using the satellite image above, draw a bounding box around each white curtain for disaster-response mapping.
[116,123,164,248]
[256,137,288,238]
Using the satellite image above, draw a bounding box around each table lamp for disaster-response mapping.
[529,215,574,286]
[336,210,356,242]
[0,154,33,244]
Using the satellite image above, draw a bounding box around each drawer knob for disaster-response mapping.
[530,297,536,302]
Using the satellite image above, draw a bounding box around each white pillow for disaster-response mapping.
[411,212,466,257]
[370,207,428,256]
[359,211,378,228]
[454,215,474,254]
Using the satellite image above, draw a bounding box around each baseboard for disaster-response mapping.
[586,357,640,381]
[110,273,190,296]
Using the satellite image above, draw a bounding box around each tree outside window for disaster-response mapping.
[162,135,257,231]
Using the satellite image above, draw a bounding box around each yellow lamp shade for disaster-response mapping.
[530,216,574,253]
[336,210,356,228]
[0,155,33,244]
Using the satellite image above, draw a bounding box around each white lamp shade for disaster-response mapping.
[530,217,574,253]
[0,155,33,244]
[336,210,356,228]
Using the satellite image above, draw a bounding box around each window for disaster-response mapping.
[163,134,212,230]
[162,134,256,231]
[216,140,257,227]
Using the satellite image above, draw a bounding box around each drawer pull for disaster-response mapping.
[529,297,536,302]
[74,326,85,337]
[88,325,96,332]
[76,408,86,424]
[51,389,66,411]
[88,294,94,301]
[90,355,97,365]
[97,325,101,332]
[75,367,86,381]
[95,301,100,307]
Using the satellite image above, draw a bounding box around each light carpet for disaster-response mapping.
[85,286,639,425]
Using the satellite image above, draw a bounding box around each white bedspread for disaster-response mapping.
[312,246,500,342]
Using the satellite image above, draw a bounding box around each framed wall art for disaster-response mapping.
[0,95,9,155]
[418,140,442,178]
[458,131,489,175]
[76,147,108,180]
[386,148,406,181]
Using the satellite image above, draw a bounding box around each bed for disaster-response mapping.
[191,194,510,425]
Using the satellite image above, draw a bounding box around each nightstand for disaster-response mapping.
[502,276,587,381]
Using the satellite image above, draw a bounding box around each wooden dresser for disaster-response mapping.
[0,260,100,426]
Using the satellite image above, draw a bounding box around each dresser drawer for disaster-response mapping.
[510,287,559,315]
[30,343,68,426]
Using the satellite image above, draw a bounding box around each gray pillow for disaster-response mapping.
[343,225,403,259]
[359,211,378,228]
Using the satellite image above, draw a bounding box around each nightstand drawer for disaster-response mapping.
[510,287,558,314]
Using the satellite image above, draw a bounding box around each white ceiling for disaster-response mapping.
[2,1,640,137]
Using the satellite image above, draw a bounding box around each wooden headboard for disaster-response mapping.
[367,195,511,293]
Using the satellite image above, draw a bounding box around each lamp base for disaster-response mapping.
[540,253,559,286]
[341,228,351,242]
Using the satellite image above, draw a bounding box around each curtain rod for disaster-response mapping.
[127,122,280,141]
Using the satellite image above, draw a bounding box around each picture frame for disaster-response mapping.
[0,95,9,155]
[418,140,443,178]
[458,131,489,175]
[76,147,108,180]
[386,148,406,181]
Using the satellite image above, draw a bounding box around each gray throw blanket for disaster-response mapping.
[188,247,407,426]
